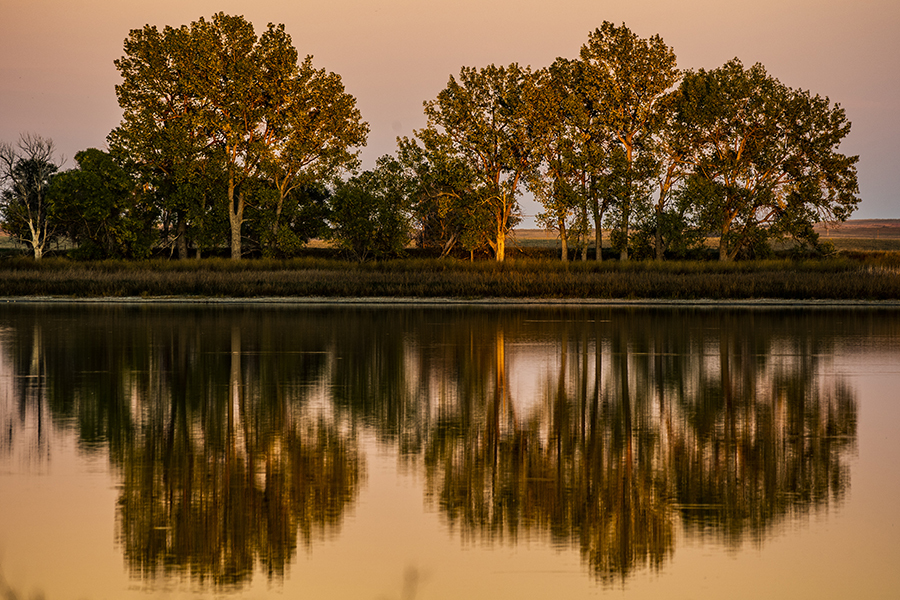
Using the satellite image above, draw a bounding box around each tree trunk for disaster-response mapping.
[271,190,285,255]
[495,229,506,262]
[621,145,634,262]
[439,232,458,258]
[176,216,188,260]
[591,197,603,262]
[27,221,43,260]
[559,219,568,262]
[228,173,243,260]
[655,207,664,260]
[719,219,737,262]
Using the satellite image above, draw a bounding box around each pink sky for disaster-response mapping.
[1,0,897,221]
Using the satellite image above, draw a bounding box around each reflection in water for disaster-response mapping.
[414,312,860,580]
[0,305,876,588]
[115,325,362,586]
[0,308,363,588]
[0,320,51,471]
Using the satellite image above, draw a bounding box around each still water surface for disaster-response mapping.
[0,304,898,599]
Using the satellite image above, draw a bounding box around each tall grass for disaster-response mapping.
[1,255,898,300]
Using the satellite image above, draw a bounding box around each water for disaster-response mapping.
[0,304,898,599]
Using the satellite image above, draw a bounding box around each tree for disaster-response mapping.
[642,91,694,259]
[261,57,368,255]
[397,136,491,258]
[111,13,367,260]
[677,59,859,260]
[108,22,210,259]
[0,134,59,259]
[49,149,156,259]
[526,59,587,261]
[247,182,331,257]
[579,22,679,260]
[417,64,537,261]
[327,155,413,261]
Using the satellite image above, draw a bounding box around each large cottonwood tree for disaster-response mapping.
[417,64,537,262]
[108,22,208,259]
[261,57,368,255]
[526,59,586,261]
[111,13,366,259]
[578,22,679,260]
[677,59,859,260]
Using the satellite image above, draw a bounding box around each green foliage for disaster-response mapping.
[675,59,859,260]
[110,13,367,260]
[397,136,493,258]
[327,156,413,261]
[49,149,156,259]
[417,63,535,261]
[248,183,331,257]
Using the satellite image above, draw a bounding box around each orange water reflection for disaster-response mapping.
[0,305,890,597]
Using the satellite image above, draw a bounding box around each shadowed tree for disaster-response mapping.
[327,155,414,261]
[49,148,156,259]
[397,135,492,258]
[0,134,60,259]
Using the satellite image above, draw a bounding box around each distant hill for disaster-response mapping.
[812,219,900,239]
[514,220,900,241]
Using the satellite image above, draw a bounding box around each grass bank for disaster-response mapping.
[1,255,899,300]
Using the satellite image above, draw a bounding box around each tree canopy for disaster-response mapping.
[676,59,859,260]
[13,17,858,263]
[109,12,367,259]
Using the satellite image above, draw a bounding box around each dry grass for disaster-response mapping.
[1,256,898,300]
[1,221,899,300]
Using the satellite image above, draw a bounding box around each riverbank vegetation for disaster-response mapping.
[1,253,898,299]
[1,16,860,264]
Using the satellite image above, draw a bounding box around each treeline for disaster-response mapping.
[0,16,859,262]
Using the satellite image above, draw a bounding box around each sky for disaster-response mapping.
[1,0,898,222]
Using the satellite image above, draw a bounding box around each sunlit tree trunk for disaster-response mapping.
[559,219,568,261]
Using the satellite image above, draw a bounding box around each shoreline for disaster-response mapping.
[4,296,900,308]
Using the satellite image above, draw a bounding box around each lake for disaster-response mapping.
[1,304,898,599]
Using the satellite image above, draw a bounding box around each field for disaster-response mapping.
[511,220,900,254]
[0,220,898,300]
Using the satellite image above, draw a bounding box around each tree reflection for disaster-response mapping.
[0,308,362,588]
[419,310,861,581]
[421,316,674,581]
[671,317,858,545]
[0,320,51,470]
[0,306,877,587]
